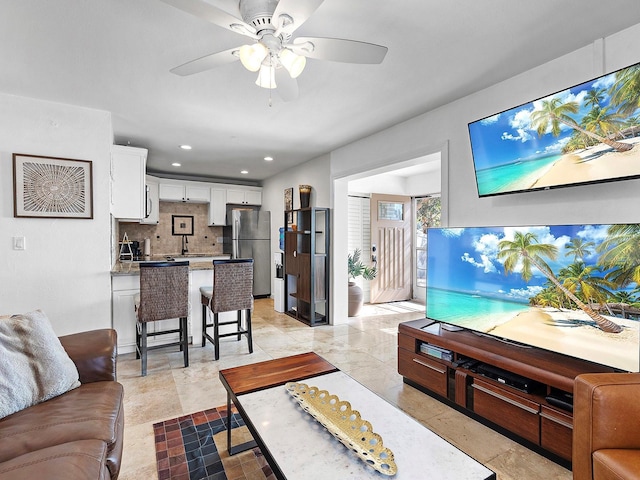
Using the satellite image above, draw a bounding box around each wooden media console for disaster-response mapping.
[398,318,619,464]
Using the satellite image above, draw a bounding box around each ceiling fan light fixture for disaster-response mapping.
[255,64,277,89]
[239,43,268,72]
[279,48,306,78]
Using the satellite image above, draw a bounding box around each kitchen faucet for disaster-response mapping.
[181,235,188,255]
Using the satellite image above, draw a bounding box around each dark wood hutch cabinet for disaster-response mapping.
[283,207,330,326]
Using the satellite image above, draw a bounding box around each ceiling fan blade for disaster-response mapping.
[275,68,299,102]
[159,0,257,38]
[291,37,388,64]
[273,0,324,36]
[170,47,239,76]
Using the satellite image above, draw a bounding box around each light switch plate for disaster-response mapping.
[13,236,26,250]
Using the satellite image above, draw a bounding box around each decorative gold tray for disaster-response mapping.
[285,381,397,476]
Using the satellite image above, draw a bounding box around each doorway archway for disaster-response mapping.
[331,143,448,324]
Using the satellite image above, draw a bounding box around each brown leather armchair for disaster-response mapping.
[573,373,640,480]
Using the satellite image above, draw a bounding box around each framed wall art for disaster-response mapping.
[171,215,194,236]
[13,154,93,219]
[284,187,293,225]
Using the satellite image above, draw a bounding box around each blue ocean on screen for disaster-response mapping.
[426,288,529,332]
[475,154,560,196]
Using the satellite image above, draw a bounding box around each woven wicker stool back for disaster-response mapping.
[211,260,254,313]
[200,258,254,361]
[138,262,189,322]
[135,261,190,376]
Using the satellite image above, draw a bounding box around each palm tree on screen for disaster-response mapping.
[583,87,605,109]
[558,261,613,308]
[581,105,626,141]
[497,231,623,333]
[530,98,633,152]
[598,224,640,288]
[564,237,595,262]
[609,64,640,116]
[530,289,562,309]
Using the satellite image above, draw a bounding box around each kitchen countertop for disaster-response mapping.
[111,255,231,275]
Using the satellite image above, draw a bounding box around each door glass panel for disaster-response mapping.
[415,196,441,287]
[378,201,404,221]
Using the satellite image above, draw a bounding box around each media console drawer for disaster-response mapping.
[540,405,573,461]
[398,348,448,397]
[472,378,540,444]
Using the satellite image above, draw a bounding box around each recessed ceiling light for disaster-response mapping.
[179,145,192,150]
[172,162,181,167]
[241,170,249,174]
[264,156,273,161]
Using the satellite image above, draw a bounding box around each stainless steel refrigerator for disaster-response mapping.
[230,207,271,297]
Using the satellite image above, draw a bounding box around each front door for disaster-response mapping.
[369,194,412,303]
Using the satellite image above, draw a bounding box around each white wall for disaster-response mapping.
[0,93,113,335]
[348,171,441,197]
[311,23,640,324]
[349,175,406,195]
[261,154,331,296]
[406,172,440,197]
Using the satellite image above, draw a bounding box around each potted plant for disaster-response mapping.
[348,248,377,317]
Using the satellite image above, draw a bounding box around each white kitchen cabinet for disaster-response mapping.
[111,284,138,350]
[226,187,262,205]
[158,183,184,201]
[245,189,262,205]
[187,185,211,202]
[110,145,147,219]
[209,187,227,225]
[112,275,146,353]
[159,181,210,202]
[140,179,159,224]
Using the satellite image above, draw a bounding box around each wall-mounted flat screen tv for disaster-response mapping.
[426,223,640,371]
[468,62,640,197]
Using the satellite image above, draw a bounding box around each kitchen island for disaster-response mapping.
[111,255,233,353]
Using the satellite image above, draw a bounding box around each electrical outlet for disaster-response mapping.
[13,236,26,250]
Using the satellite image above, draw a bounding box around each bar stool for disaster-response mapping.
[135,261,189,376]
[200,259,254,361]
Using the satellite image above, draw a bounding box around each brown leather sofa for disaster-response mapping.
[573,373,640,480]
[0,329,124,480]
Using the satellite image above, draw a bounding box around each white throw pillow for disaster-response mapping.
[0,310,80,419]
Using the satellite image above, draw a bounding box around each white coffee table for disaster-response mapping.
[220,353,495,479]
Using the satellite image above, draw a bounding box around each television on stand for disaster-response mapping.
[425,223,640,372]
[468,61,640,198]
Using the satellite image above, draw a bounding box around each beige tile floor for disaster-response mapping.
[117,299,572,480]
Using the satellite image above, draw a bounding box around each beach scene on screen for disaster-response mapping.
[426,224,640,371]
[469,62,640,196]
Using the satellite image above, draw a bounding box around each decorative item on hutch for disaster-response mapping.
[299,184,311,208]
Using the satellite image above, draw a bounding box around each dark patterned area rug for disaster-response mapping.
[153,406,275,480]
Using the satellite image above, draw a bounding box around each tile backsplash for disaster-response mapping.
[118,202,224,257]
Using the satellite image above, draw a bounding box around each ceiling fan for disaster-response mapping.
[160,0,388,101]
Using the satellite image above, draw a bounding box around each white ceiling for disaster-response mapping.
[3,1,640,183]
